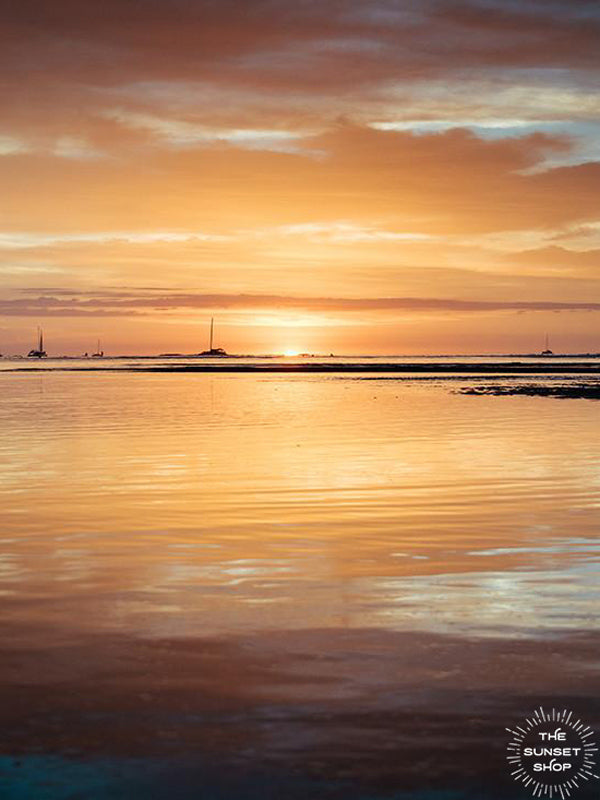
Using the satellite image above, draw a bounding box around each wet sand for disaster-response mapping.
[1,623,599,798]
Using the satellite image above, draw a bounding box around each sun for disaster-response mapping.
[283,348,301,357]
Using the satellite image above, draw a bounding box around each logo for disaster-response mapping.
[506,707,598,797]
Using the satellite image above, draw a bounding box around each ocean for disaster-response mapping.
[0,359,598,798]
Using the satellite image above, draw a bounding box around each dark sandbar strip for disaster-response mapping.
[5,362,600,374]
[460,383,600,399]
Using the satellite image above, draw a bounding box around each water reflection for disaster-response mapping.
[0,373,598,638]
[0,371,599,797]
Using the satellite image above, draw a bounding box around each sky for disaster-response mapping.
[1,0,599,355]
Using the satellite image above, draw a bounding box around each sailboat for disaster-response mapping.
[198,317,227,357]
[540,333,553,356]
[27,327,47,358]
[91,339,104,358]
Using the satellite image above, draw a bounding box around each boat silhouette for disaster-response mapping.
[198,318,227,356]
[540,333,553,356]
[27,327,47,358]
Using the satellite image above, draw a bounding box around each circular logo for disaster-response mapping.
[506,707,598,797]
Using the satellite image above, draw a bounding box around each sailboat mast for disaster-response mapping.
[210,317,214,351]
[39,327,43,352]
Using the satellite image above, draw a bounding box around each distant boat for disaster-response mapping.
[198,317,227,357]
[91,339,104,358]
[540,333,553,356]
[27,327,47,358]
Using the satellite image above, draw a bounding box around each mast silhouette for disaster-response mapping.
[541,332,553,356]
[199,316,227,356]
[27,326,47,358]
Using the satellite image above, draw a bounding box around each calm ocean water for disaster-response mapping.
[0,364,599,798]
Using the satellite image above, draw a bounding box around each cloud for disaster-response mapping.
[0,230,228,249]
[267,222,435,242]
[3,0,599,92]
[2,290,599,318]
[51,136,103,160]
[1,124,596,236]
[0,133,103,160]
[102,110,312,153]
[507,245,600,276]
[0,135,29,156]
[2,0,599,142]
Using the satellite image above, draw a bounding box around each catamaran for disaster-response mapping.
[198,317,227,357]
[540,333,553,356]
[91,339,104,358]
[27,327,47,358]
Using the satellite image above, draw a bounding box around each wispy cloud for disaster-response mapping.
[51,136,103,160]
[0,135,29,156]
[267,222,435,242]
[0,133,103,160]
[0,231,228,249]
[103,109,312,152]
[0,223,433,249]
[2,290,599,318]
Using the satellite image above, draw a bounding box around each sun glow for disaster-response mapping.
[283,348,301,357]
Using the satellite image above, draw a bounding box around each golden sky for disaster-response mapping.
[1,0,599,354]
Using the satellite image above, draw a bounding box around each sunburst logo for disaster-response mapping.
[506,707,598,798]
